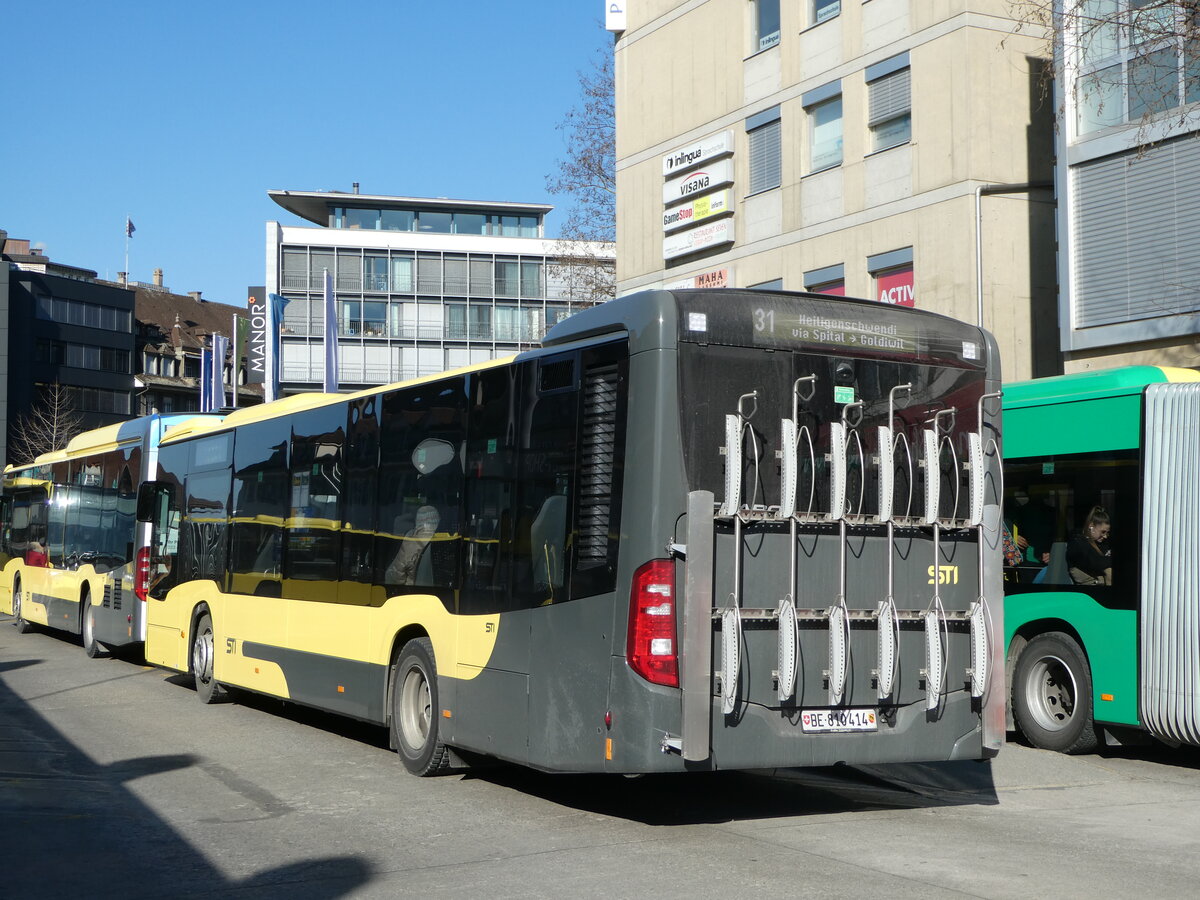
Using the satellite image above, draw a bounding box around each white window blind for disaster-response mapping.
[1073,139,1200,328]
[748,118,782,194]
[869,68,911,126]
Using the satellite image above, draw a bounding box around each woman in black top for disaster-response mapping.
[1067,505,1112,585]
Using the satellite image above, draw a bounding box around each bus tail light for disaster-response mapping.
[627,559,678,688]
[135,547,152,602]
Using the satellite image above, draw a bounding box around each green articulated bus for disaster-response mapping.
[129,288,1007,775]
[1003,365,1200,753]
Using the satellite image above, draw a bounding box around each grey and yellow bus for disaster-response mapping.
[2,414,219,655]
[135,289,1006,775]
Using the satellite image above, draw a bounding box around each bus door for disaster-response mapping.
[524,347,627,771]
[455,366,532,762]
[15,485,54,624]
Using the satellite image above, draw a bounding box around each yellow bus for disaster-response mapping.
[2,414,219,655]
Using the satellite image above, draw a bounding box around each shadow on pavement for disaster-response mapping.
[466,754,999,826]
[0,658,373,900]
[1007,728,1200,770]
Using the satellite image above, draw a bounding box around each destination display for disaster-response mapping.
[750,305,916,353]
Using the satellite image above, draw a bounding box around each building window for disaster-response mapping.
[390,254,414,293]
[381,209,415,232]
[753,0,780,51]
[868,247,915,307]
[812,0,840,26]
[804,82,843,172]
[1071,0,1194,136]
[34,296,131,332]
[747,106,782,194]
[418,211,453,234]
[803,263,845,296]
[867,54,912,152]
[454,213,486,235]
[750,278,783,290]
[342,208,379,230]
[364,254,388,292]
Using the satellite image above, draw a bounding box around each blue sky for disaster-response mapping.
[1,1,611,307]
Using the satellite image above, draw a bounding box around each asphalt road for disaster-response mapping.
[3,613,1200,899]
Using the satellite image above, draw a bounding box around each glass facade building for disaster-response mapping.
[267,191,614,391]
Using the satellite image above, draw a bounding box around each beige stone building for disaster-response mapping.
[612,1,1061,381]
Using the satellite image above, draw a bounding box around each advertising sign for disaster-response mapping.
[663,218,735,260]
[663,157,734,205]
[246,292,268,384]
[662,130,734,176]
[875,265,915,307]
[663,190,732,233]
[664,268,731,290]
[605,2,626,31]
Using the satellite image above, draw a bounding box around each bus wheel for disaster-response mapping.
[390,637,450,776]
[12,578,34,634]
[192,613,229,704]
[1013,632,1098,754]
[81,594,104,658]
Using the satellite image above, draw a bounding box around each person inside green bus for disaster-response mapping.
[1066,505,1112,586]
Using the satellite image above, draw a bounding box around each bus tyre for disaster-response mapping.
[81,594,103,658]
[12,579,34,634]
[391,638,450,776]
[192,613,229,704]
[1013,632,1099,754]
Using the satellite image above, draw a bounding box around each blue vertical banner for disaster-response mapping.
[211,334,229,411]
[199,347,212,412]
[265,293,288,403]
[322,268,338,393]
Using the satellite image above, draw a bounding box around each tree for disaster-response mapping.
[7,382,84,466]
[546,46,617,305]
[1011,1,1200,145]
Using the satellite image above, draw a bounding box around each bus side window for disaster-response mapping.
[375,379,466,595]
[514,357,578,606]
[462,368,519,613]
[0,495,10,556]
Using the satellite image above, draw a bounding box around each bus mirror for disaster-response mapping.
[136,482,164,523]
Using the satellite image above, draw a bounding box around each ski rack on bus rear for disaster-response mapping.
[675,381,1002,763]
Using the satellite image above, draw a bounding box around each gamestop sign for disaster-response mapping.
[663,190,731,233]
[875,265,914,307]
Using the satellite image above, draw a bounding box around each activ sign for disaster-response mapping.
[662,130,734,176]
[875,265,915,307]
[663,158,734,205]
[663,218,735,260]
[663,190,732,233]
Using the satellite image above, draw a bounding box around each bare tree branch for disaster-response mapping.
[546,45,616,306]
[1010,0,1200,148]
[7,382,84,466]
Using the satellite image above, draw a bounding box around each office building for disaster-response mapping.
[0,231,135,465]
[265,189,615,392]
[612,1,1059,380]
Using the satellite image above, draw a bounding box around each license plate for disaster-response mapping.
[801,709,878,733]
